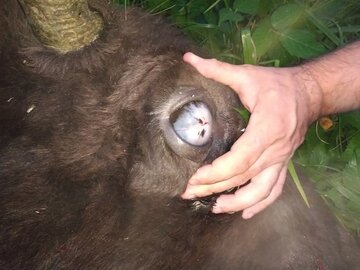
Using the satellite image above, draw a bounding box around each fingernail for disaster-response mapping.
[212,204,223,214]
[181,187,196,199]
[189,53,199,61]
[188,175,200,185]
[189,168,206,184]
[182,194,196,200]
[212,196,225,213]
[242,211,254,219]
[183,52,198,63]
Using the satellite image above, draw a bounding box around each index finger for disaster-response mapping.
[183,52,246,92]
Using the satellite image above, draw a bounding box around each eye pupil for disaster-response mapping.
[171,102,212,146]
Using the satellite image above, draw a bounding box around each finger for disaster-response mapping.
[212,163,283,214]
[189,115,278,185]
[241,166,287,219]
[184,128,292,199]
[183,148,288,199]
[182,173,251,199]
[189,107,296,186]
[183,52,245,91]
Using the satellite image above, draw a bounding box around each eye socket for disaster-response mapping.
[170,102,212,146]
[160,87,217,163]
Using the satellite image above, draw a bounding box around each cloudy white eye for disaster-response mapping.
[171,102,213,146]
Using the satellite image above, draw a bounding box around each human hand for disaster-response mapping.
[182,53,323,218]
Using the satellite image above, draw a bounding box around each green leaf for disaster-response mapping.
[218,8,244,25]
[271,3,303,31]
[279,30,326,59]
[341,133,360,163]
[203,9,219,26]
[288,160,310,207]
[341,110,360,129]
[343,162,360,194]
[305,9,341,46]
[329,177,360,206]
[204,0,222,14]
[233,0,260,15]
[241,28,256,64]
[252,17,276,59]
[234,107,250,125]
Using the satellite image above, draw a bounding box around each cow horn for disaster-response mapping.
[18,0,103,53]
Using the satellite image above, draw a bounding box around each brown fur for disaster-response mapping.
[0,1,359,269]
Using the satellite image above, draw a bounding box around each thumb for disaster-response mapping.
[183,52,244,92]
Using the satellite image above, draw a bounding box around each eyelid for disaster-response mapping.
[160,86,215,163]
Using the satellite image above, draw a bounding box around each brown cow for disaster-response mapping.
[0,1,359,269]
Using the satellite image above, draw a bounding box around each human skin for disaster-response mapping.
[182,41,360,218]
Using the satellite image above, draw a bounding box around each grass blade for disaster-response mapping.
[288,160,310,207]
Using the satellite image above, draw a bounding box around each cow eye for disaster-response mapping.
[170,102,212,146]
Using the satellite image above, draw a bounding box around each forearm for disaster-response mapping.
[298,41,360,118]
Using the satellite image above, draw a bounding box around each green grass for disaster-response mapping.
[113,0,360,235]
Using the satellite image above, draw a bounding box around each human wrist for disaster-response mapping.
[289,65,324,124]
[294,41,360,116]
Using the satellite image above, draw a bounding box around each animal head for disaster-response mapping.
[1,0,244,198]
